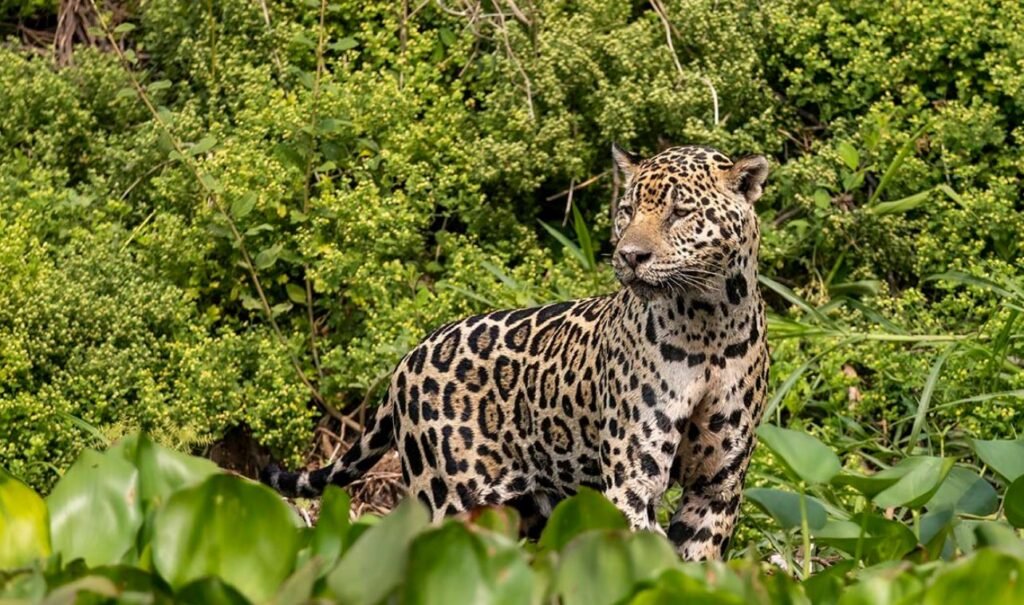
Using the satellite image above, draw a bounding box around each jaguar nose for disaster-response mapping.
[618,246,652,269]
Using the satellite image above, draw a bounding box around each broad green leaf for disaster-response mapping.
[230,192,257,219]
[113,22,136,34]
[538,487,628,551]
[151,474,300,603]
[269,558,322,605]
[838,572,924,605]
[631,568,745,604]
[403,523,490,605]
[622,531,680,580]
[310,486,350,567]
[834,456,934,498]
[873,457,954,508]
[1004,476,1024,528]
[756,424,841,484]
[326,498,429,605]
[147,80,171,93]
[0,468,50,568]
[476,530,535,605]
[745,487,827,530]
[923,549,1024,604]
[131,434,219,508]
[837,141,860,170]
[917,508,954,549]
[175,577,250,605]
[925,466,998,516]
[47,449,142,567]
[972,439,1024,482]
[550,532,634,605]
[972,521,1024,557]
[813,514,916,564]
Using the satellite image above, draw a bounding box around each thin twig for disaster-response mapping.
[492,2,535,121]
[300,0,330,385]
[88,0,355,430]
[649,0,719,126]
[546,170,609,201]
[562,178,575,226]
[256,0,284,75]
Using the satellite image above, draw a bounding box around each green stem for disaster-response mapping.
[799,485,812,578]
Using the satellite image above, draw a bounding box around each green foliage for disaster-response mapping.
[3,436,1024,603]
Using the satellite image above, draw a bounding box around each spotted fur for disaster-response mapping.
[261,145,770,561]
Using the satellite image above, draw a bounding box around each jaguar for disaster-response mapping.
[262,143,770,560]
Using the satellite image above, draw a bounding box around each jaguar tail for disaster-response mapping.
[260,398,396,498]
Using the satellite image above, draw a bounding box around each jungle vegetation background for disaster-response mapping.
[1,0,1024,601]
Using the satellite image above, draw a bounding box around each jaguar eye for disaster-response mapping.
[673,207,689,218]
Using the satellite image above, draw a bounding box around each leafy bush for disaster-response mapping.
[3,434,1024,603]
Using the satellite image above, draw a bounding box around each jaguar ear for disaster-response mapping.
[611,142,641,179]
[726,155,770,203]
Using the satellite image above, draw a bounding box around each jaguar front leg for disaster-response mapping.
[600,410,681,535]
[668,363,765,561]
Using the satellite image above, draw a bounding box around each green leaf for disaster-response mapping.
[254,245,281,270]
[47,449,142,567]
[326,498,429,605]
[828,279,882,297]
[269,558,322,605]
[922,548,1024,604]
[552,531,678,605]
[147,79,171,93]
[868,189,931,215]
[756,424,841,484]
[972,439,1024,482]
[271,301,293,317]
[403,523,490,605]
[873,456,954,509]
[744,487,827,530]
[476,530,535,605]
[175,577,250,605]
[130,434,219,508]
[230,192,257,220]
[199,172,223,193]
[438,27,456,46]
[833,456,932,498]
[539,220,589,270]
[925,466,998,516]
[0,467,51,568]
[1004,476,1024,528]
[538,487,628,551]
[552,531,635,605]
[868,121,930,205]
[151,474,301,603]
[285,283,307,304]
[813,514,917,564]
[113,22,136,34]
[188,136,217,157]
[310,486,350,568]
[837,141,860,170]
[331,37,358,51]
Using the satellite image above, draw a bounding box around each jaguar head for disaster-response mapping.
[609,144,769,298]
